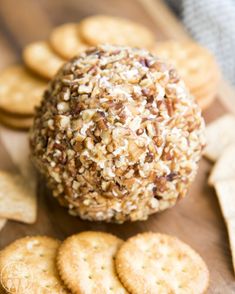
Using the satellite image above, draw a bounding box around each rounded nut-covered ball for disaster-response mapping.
[30,45,205,223]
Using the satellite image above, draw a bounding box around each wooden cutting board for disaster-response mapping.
[0,0,235,292]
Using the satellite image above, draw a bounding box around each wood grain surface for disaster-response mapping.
[0,0,235,293]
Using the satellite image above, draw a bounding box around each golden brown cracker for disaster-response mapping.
[57,231,127,293]
[115,232,209,294]
[50,23,88,60]
[23,41,65,80]
[79,15,155,48]
[153,41,220,91]
[196,91,217,111]
[0,236,68,293]
[0,65,46,116]
[0,170,37,224]
[0,112,33,130]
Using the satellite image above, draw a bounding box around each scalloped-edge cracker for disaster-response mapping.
[209,144,235,185]
[57,231,127,294]
[0,170,36,224]
[50,23,88,60]
[0,112,33,130]
[214,180,235,221]
[23,41,65,80]
[0,236,68,293]
[115,232,209,294]
[203,114,235,161]
[0,65,46,116]
[79,15,155,48]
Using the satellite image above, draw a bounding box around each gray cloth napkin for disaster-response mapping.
[166,0,235,84]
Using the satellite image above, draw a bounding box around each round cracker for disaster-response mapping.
[153,41,220,90]
[50,23,88,60]
[0,65,46,116]
[23,41,65,80]
[192,80,217,110]
[0,112,33,130]
[57,231,127,294]
[115,232,209,294]
[79,15,155,48]
[197,92,216,111]
[0,236,68,293]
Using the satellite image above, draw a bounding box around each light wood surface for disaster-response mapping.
[0,0,235,292]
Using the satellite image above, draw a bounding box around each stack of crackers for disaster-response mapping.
[0,231,209,293]
[0,15,220,131]
[152,41,220,110]
[0,15,155,130]
[204,114,235,273]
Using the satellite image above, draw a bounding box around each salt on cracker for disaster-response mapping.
[50,23,88,60]
[214,180,235,221]
[0,65,46,116]
[79,15,155,48]
[0,170,36,224]
[23,41,65,80]
[203,114,235,161]
[57,231,127,294]
[115,232,209,294]
[0,236,68,293]
[0,112,33,130]
[0,218,6,232]
[209,144,235,185]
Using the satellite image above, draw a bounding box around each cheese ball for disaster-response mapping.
[30,45,205,223]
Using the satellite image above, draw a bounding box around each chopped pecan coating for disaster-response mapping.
[30,45,205,223]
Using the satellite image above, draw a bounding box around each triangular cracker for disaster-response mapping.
[209,144,235,185]
[203,114,235,161]
[214,180,235,274]
[214,180,235,220]
[0,170,37,224]
[227,219,235,273]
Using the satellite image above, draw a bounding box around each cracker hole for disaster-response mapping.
[109,286,114,291]
[141,265,145,270]
[83,257,87,262]
[101,265,105,270]
[88,275,92,280]
[39,253,44,257]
